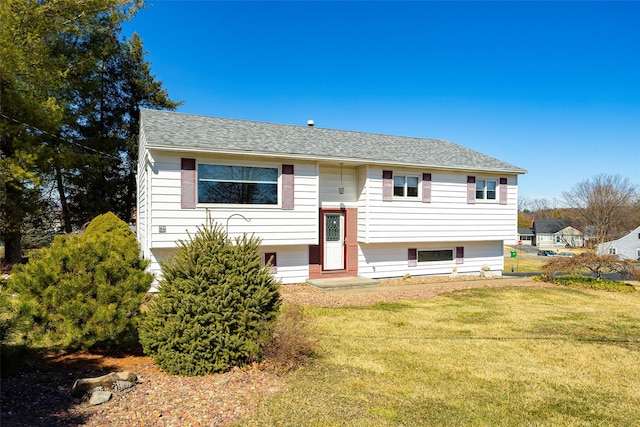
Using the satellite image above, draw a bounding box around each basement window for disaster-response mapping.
[418,249,453,262]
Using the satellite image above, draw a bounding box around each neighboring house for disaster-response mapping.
[517,228,535,246]
[533,219,584,248]
[596,226,640,260]
[137,109,527,288]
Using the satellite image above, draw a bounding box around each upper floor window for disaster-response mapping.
[476,179,497,200]
[198,164,278,204]
[393,175,419,198]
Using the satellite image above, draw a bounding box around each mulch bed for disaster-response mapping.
[1,277,542,426]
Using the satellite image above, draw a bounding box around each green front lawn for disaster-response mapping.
[242,286,640,426]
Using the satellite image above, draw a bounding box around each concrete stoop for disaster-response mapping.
[307,276,380,291]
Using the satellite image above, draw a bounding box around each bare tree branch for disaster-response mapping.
[562,174,638,245]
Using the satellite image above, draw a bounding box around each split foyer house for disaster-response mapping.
[137,109,527,287]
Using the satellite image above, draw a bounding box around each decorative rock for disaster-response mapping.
[71,371,137,397]
[111,380,133,392]
[479,266,495,278]
[89,390,112,406]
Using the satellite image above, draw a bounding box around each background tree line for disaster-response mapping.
[1,0,180,265]
[519,173,640,246]
[1,2,637,265]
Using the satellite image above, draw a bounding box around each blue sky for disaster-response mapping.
[123,1,640,203]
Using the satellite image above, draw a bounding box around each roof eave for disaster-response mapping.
[145,144,528,175]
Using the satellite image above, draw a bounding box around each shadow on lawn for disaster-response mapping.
[1,344,144,427]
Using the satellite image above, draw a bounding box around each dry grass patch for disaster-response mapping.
[243,286,640,426]
[262,304,319,372]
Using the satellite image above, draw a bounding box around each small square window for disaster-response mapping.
[393,175,419,198]
[475,179,498,201]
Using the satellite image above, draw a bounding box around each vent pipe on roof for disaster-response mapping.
[307,120,314,127]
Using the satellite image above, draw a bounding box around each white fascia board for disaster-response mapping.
[144,145,528,175]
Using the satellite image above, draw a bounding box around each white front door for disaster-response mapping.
[323,212,345,270]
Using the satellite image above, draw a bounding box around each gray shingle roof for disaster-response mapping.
[518,228,535,236]
[534,219,574,234]
[140,109,527,174]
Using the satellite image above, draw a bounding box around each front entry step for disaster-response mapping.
[307,276,380,291]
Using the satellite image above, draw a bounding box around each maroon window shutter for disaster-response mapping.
[467,176,476,204]
[282,164,294,210]
[499,177,508,205]
[408,248,417,267]
[181,158,196,209]
[382,170,393,201]
[308,245,321,265]
[422,173,432,203]
[456,246,464,264]
[265,252,277,274]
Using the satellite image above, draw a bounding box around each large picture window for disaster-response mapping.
[198,164,278,204]
[475,179,497,200]
[393,175,419,198]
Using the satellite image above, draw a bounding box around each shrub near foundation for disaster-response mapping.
[139,219,281,376]
[7,212,152,350]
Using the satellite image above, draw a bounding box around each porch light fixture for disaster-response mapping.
[339,163,344,194]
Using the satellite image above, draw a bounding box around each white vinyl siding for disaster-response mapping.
[359,167,518,245]
[596,225,640,260]
[318,164,358,205]
[136,129,151,260]
[258,245,312,284]
[357,241,504,280]
[146,152,319,247]
[147,245,310,288]
[357,166,369,242]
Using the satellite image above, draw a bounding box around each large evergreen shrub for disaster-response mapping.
[0,284,15,345]
[7,212,152,349]
[139,218,281,376]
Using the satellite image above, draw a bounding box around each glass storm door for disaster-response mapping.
[323,212,345,270]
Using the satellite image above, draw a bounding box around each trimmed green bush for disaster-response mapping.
[7,212,152,350]
[139,218,281,376]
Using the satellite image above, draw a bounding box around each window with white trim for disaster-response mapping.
[198,164,278,204]
[475,179,497,201]
[393,175,419,198]
[418,249,453,262]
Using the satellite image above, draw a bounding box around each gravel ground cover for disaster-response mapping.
[1,276,541,426]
